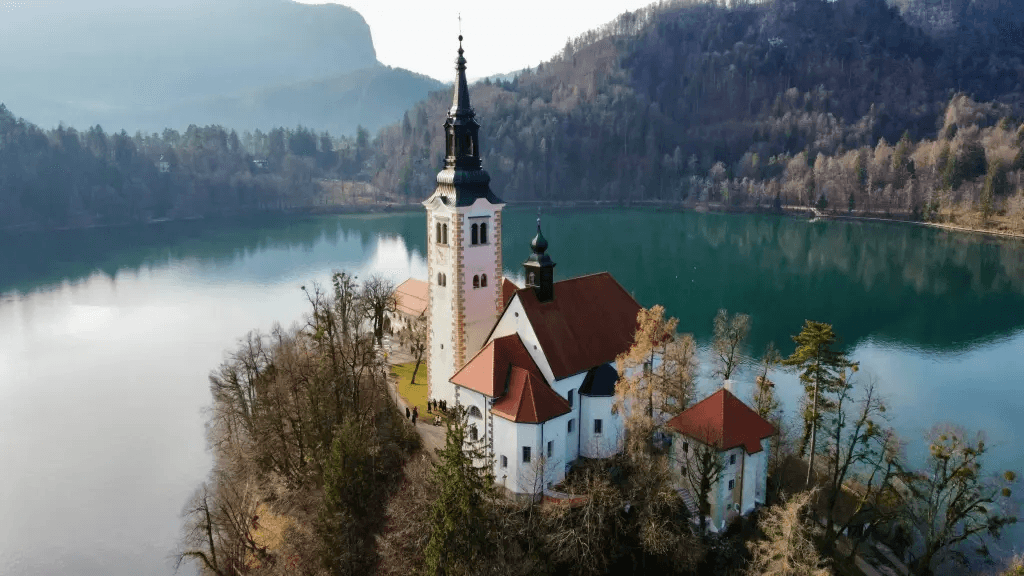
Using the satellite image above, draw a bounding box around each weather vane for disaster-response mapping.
[458,13,462,36]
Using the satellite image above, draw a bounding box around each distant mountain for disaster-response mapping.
[0,0,439,135]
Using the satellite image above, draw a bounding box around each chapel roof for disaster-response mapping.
[490,365,571,424]
[500,277,518,312]
[450,333,540,398]
[665,388,777,454]
[394,278,428,317]
[515,272,642,380]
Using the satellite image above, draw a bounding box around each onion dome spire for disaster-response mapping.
[524,214,556,302]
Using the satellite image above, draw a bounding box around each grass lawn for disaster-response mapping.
[393,361,429,416]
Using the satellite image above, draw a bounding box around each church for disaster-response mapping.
[417,37,775,509]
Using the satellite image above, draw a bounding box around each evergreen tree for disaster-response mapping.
[782,320,856,487]
[424,406,495,576]
[318,421,378,576]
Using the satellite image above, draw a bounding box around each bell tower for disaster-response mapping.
[424,36,505,406]
[524,218,556,302]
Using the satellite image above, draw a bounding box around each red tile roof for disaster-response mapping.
[450,334,538,398]
[394,278,428,317]
[500,277,518,312]
[665,388,777,454]
[515,272,642,380]
[450,333,570,423]
[491,365,571,423]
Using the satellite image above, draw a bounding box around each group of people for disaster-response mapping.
[405,398,450,427]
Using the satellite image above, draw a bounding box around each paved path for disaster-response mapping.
[381,339,445,461]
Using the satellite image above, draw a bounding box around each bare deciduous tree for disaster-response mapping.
[712,308,751,382]
[360,274,397,347]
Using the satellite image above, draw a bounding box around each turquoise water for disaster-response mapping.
[1,208,1022,574]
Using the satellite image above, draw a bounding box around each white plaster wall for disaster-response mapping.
[492,415,518,493]
[579,394,622,459]
[487,296,554,383]
[551,373,586,466]
[742,449,760,515]
[427,207,457,406]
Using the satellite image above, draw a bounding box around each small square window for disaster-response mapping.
[594,419,603,435]
[728,479,735,490]
[501,455,508,469]
[523,446,531,463]
[547,441,553,458]
[730,454,736,465]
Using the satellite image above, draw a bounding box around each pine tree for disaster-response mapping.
[424,406,495,576]
[782,320,856,487]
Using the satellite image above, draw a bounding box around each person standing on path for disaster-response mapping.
[406,406,410,419]
[412,406,418,426]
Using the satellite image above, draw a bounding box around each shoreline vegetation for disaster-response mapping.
[7,198,1022,244]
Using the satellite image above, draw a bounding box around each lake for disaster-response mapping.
[1,208,1022,575]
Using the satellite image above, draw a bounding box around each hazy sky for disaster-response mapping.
[296,0,656,82]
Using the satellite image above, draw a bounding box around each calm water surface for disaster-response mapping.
[1,208,1023,574]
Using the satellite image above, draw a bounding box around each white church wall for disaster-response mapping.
[579,394,622,459]
[427,207,458,407]
[487,296,554,383]
[551,372,586,465]
[492,415,519,494]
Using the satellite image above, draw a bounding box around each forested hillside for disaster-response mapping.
[369,0,1024,230]
[0,105,374,230]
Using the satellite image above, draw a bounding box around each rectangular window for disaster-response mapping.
[501,455,507,469]
[547,441,553,458]
[643,361,652,375]
[594,419,603,435]
[681,464,687,475]
[728,479,735,490]
[522,446,531,463]
[567,419,574,433]
[729,454,736,466]
[568,389,574,408]
[683,441,689,453]
[470,425,478,442]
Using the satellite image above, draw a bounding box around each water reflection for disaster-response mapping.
[1,208,1023,575]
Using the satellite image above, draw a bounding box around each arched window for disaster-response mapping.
[527,272,536,285]
[446,133,454,157]
[480,222,487,244]
[437,272,443,286]
[480,274,487,287]
[471,223,478,245]
[473,275,480,289]
[442,223,448,245]
[468,405,482,418]
[442,273,447,286]
[435,222,441,244]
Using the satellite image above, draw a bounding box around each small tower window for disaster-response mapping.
[435,222,442,244]
[442,223,448,245]
[446,133,454,157]
[730,454,736,466]
[568,389,574,408]
[480,274,487,287]
[471,223,478,245]
[527,272,536,285]
[462,134,472,156]
[473,275,480,289]
[443,273,447,286]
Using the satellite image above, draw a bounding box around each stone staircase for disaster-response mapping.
[676,488,701,530]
